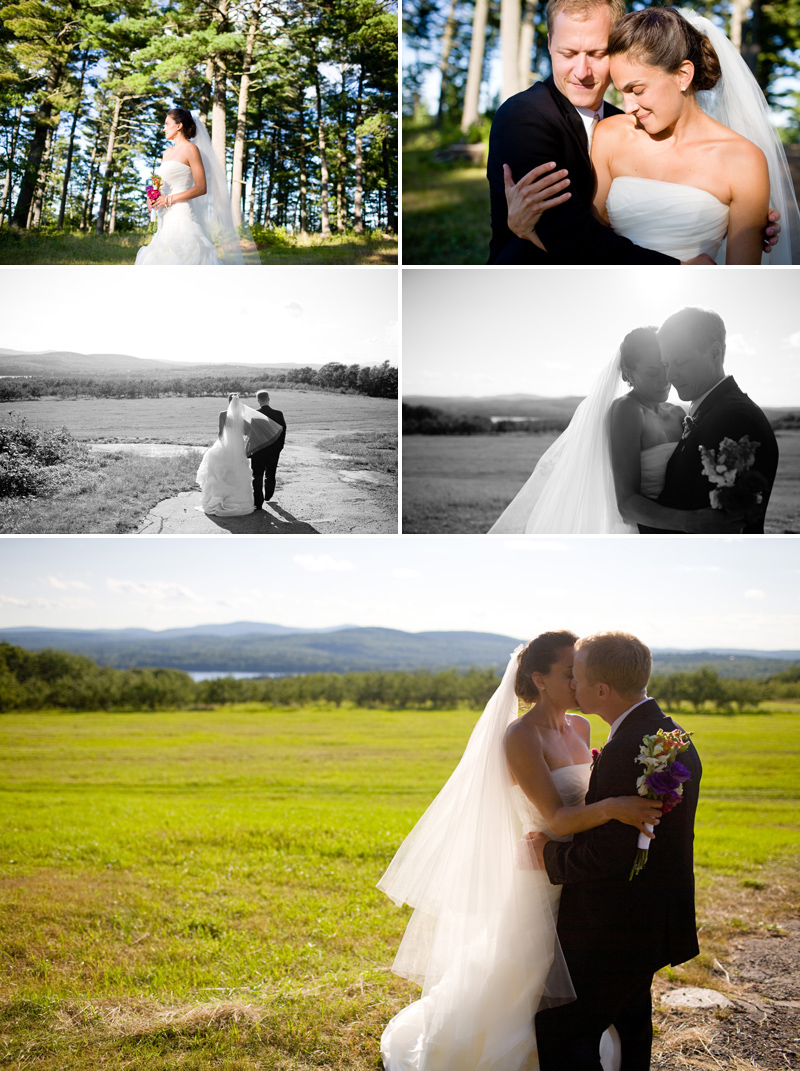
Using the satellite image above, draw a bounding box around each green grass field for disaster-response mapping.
[3,394,397,446]
[402,429,800,533]
[0,228,397,266]
[1,703,797,1069]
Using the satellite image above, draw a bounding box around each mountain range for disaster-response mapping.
[0,349,323,376]
[0,624,796,677]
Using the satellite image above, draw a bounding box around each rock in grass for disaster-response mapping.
[661,988,735,1010]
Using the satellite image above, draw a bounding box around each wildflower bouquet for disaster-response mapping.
[698,435,766,513]
[629,728,693,880]
[145,174,162,222]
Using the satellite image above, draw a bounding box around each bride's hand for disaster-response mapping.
[504,162,571,242]
[609,796,663,837]
[763,208,781,254]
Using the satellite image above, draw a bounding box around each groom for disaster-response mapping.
[487,0,780,264]
[250,390,287,510]
[639,307,779,534]
[531,631,702,1071]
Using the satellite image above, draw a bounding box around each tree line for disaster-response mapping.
[0,361,398,401]
[403,403,567,435]
[2,643,798,714]
[404,0,800,139]
[1,0,397,237]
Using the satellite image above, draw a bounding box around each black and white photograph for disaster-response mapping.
[0,267,398,534]
[402,267,800,535]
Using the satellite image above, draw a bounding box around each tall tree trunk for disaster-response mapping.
[382,130,396,232]
[12,59,63,227]
[298,84,308,237]
[80,137,99,230]
[199,58,214,125]
[730,0,748,53]
[500,0,521,103]
[518,0,537,91]
[95,94,124,234]
[248,152,258,227]
[353,64,364,234]
[211,0,230,172]
[30,126,55,227]
[336,64,346,231]
[313,58,331,238]
[461,0,489,133]
[109,177,119,233]
[58,50,90,230]
[265,128,278,224]
[0,105,23,225]
[436,0,458,128]
[230,2,259,226]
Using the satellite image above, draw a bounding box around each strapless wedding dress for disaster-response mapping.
[196,436,254,516]
[640,442,676,500]
[381,764,619,1071]
[606,177,729,262]
[135,161,221,265]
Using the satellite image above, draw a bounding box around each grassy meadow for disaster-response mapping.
[0,228,397,266]
[1,702,798,1069]
[402,429,800,533]
[4,394,398,446]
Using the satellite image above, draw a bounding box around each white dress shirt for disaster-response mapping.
[606,696,651,740]
[575,102,605,151]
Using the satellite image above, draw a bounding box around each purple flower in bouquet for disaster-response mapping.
[645,760,691,810]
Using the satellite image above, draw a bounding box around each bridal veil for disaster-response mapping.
[489,353,634,534]
[378,648,574,1070]
[191,116,261,265]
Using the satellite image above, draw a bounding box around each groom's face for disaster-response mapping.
[570,649,600,715]
[548,9,614,112]
[657,330,723,402]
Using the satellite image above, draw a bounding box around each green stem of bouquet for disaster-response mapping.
[629,847,649,881]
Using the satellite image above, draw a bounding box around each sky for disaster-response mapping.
[0,268,398,368]
[402,268,800,406]
[1,535,798,652]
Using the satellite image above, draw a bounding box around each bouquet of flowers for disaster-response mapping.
[145,174,162,222]
[698,435,767,513]
[629,728,693,880]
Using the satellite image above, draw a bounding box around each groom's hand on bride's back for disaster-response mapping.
[763,208,781,254]
[503,162,572,245]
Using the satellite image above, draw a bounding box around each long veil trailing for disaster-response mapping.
[378,647,575,1071]
[242,404,282,455]
[685,11,800,265]
[489,353,634,534]
[196,394,255,516]
[191,116,261,265]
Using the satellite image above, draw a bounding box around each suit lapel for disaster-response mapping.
[692,376,743,427]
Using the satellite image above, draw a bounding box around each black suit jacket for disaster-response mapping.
[256,404,287,458]
[487,77,679,265]
[543,700,701,975]
[640,377,778,534]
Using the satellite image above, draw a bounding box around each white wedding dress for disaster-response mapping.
[607,178,729,261]
[195,395,282,516]
[135,161,221,265]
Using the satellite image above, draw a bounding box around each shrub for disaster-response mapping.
[0,414,86,497]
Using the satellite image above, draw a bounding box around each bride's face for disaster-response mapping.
[537,646,577,711]
[610,55,692,134]
[627,351,670,404]
[164,114,182,141]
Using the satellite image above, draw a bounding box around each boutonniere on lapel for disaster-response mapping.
[699,435,768,513]
[629,728,693,879]
[680,414,697,440]
[591,745,604,767]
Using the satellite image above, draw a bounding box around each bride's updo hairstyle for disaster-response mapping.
[515,630,578,705]
[619,325,659,387]
[607,7,722,93]
[167,107,197,140]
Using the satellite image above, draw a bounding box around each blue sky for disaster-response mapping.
[403,268,800,405]
[0,536,797,651]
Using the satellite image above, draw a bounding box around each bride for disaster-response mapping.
[488,325,749,534]
[379,632,662,1071]
[522,8,800,264]
[196,393,282,516]
[136,107,260,266]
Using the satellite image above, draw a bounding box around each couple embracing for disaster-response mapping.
[196,391,287,517]
[488,0,800,264]
[489,306,779,534]
[379,630,702,1071]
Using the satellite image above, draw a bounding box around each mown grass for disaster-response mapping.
[402,117,491,264]
[0,449,201,534]
[0,704,797,1069]
[0,226,397,266]
[318,431,398,476]
[402,430,800,534]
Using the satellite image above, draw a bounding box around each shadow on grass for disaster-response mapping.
[402,118,491,265]
[0,226,397,265]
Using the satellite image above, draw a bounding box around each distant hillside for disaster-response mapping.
[0,626,797,678]
[404,394,583,421]
[0,349,324,377]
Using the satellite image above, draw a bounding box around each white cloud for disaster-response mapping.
[46,576,90,590]
[744,588,766,599]
[782,330,800,350]
[726,332,757,357]
[106,579,204,602]
[292,555,354,573]
[391,568,420,579]
[501,540,568,552]
[0,595,30,606]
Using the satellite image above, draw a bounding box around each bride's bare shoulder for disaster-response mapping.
[567,712,591,744]
[595,113,636,144]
